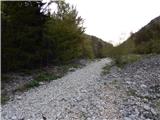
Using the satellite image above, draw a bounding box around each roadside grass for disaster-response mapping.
[127,88,137,96]
[110,79,121,89]
[1,94,10,105]
[126,88,153,100]
[101,62,114,75]
[15,63,81,92]
[113,54,142,68]
[34,72,61,82]
[14,71,64,92]
[110,79,118,85]
[14,80,39,93]
[101,54,142,76]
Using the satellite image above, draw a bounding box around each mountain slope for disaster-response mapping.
[117,16,160,54]
[82,34,113,58]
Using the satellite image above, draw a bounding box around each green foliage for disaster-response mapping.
[34,72,60,82]
[1,94,10,105]
[26,80,40,88]
[1,1,47,72]
[15,80,40,92]
[131,16,160,54]
[114,54,142,68]
[111,16,160,57]
[86,35,113,58]
[14,73,59,92]
[101,63,113,75]
[81,35,95,59]
[127,88,137,96]
[1,1,86,72]
[135,39,160,54]
[44,1,84,63]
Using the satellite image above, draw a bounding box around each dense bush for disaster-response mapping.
[2,1,47,72]
[1,1,113,72]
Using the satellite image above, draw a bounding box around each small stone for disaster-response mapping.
[11,116,17,120]
[69,67,76,72]
[17,96,22,100]
[140,84,147,88]
[126,81,132,85]
[124,117,132,120]
[39,82,45,85]
[143,104,150,111]
[135,108,139,115]
[151,108,157,115]
[129,114,137,119]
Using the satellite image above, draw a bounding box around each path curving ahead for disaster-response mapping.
[2,58,121,120]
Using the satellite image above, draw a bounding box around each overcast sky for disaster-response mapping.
[44,0,160,46]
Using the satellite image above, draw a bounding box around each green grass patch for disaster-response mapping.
[114,54,142,68]
[1,94,10,104]
[101,63,114,75]
[26,80,40,88]
[111,79,118,85]
[15,73,61,92]
[127,88,137,96]
[34,72,60,82]
[14,80,40,92]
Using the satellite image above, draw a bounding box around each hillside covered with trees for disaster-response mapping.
[113,16,160,55]
[1,1,113,72]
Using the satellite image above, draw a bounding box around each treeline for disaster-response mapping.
[82,34,113,59]
[1,1,112,72]
[110,16,160,56]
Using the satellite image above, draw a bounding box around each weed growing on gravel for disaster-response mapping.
[1,94,10,104]
[15,73,61,92]
[127,88,137,96]
[111,80,118,85]
[156,100,160,111]
[34,72,60,82]
[110,80,121,89]
[26,80,40,88]
[14,80,40,92]
[114,54,142,68]
[101,63,114,75]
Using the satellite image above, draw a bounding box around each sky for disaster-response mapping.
[44,0,160,46]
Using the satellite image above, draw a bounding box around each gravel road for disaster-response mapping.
[2,58,122,120]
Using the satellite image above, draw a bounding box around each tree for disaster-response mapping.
[1,1,47,72]
[44,1,85,62]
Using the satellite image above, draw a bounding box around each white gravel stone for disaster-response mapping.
[2,58,121,120]
[16,96,22,100]
[39,82,45,85]
[11,116,17,120]
[143,104,151,111]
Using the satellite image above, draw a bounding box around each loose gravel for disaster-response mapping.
[2,58,122,120]
[102,55,160,120]
[2,55,160,120]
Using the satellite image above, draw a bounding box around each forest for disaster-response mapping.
[2,1,160,73]
[1,1,113,72]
